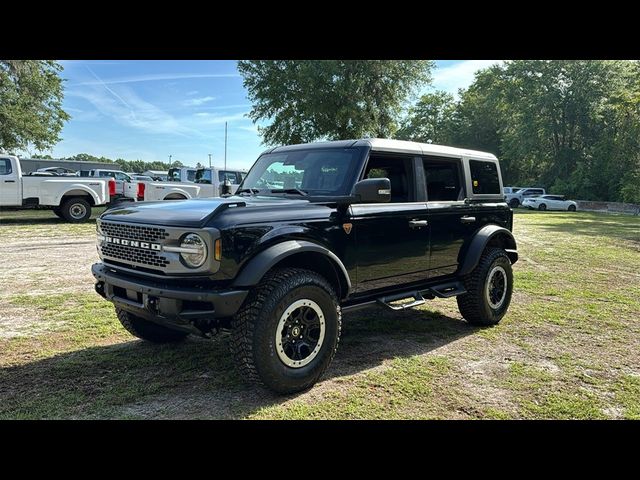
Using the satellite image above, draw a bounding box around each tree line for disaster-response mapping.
[240,60,640,203]
[57,153,186,173]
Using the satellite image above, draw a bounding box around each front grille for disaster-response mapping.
[98,220,171,270]
[101,243,170,268]
[99,221,169,243]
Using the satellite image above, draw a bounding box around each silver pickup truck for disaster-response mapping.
[0,155,114,222]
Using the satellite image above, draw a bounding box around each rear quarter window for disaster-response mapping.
[469,160,500,195]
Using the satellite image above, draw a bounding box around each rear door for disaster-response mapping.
[0,158,20,206]
[423,155,473,278]
[351,153,430,292]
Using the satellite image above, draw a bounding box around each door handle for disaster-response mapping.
[461,216,476,223]
[409,219,428,228]
[4,180,16,183]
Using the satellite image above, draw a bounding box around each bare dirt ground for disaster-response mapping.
[1,209,639,419]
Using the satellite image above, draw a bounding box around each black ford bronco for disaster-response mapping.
[92,139,518,393]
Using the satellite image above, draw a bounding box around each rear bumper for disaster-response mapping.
[92,263,248,334]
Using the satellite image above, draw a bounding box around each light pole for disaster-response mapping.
[169,154,172,165]
[208,153,212,169]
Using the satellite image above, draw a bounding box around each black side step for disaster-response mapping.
[342,280,467,313]
[427,281,466,298]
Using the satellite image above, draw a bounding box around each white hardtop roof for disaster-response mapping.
[268,138,497,160]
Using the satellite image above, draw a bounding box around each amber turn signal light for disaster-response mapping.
[214,238,222,261]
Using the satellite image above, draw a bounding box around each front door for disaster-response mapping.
[0,158,20,206]
[351,154,430,293]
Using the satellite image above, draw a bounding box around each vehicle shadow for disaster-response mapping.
[0,306,477,419]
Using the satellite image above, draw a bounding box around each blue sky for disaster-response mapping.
[44,60,499,169]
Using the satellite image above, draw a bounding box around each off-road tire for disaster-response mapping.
[509,198,520,208]
[457,247,513,326]
[538,203,547,211]
[568,205,576,212]
[116,308,188,343]
[52,207,64,219]
[230,268,341,394]
[61,197,92,222]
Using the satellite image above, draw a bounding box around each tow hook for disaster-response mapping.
[95,281,106,298]
[146,296,160,314]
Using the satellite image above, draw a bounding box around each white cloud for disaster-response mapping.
[71,72,240,87]
[432,60,503,96]
[183,96,216,106]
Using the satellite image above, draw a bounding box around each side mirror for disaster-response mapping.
[354,178,391,203]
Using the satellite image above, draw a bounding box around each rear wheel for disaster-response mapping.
[61,197,92,222]
[568,204,576,212]
[230,268,341,394]
[538,203,547,211]
[457,248,513,326]
[116,308,188,343]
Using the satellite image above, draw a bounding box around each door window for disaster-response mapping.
[423,158,463,201]
[0,159,12,175]
[363,155,414,202]
[219,170,240,184]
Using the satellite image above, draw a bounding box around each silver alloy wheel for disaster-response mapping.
[69,203,87,219]
[275,299,326,368]
[485,265,508,309]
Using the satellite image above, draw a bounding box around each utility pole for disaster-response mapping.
[169,154,172,165]
[224,121,228,171]
[208,153,212,169]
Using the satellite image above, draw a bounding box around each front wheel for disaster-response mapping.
[568,204,576,212]
[509,198,520,208]
[230,268,341,394]
[538,203,547,211]
[116,308,188,343]
[457,248,513,326]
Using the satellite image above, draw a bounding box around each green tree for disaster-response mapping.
[395,91,457,144]
[0,60,69,152]
[238,60,434,145]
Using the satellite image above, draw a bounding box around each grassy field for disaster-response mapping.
[0,208,639,419]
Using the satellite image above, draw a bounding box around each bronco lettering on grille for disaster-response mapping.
[97,234,162,251]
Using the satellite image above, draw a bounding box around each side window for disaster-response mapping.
[115,172,130,181]
[219,170,239,184]
[186,170,197,182]
[423,157,463,201]
[469,160,500,195]
[363,155,414,202]
[0,159,12,175]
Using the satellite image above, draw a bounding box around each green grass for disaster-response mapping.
[0,207,105,239]
[0,209,639,419]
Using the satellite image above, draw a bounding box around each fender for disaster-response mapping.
[54,184,102,206]
[458,224,518,276]
[232,240,352,298]
[162,188,193,200]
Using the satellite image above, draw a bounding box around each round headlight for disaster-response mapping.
[180,233,207,268]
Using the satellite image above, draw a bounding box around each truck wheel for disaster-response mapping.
[538,203,547,211]
[52,207,64,219]
[61,197,92,222]
[116,308,188,343]
[509,198,520,208]
[230,268,341,394]
[457,247,513,326]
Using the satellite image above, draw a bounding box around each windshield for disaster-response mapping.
[240,148,363,196]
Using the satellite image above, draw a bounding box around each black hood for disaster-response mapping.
[100,196,310,227]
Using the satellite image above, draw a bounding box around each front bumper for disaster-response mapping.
[92,263,248,334]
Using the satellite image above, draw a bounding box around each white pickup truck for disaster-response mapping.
[0,154,114,222]
[126,167,248,202]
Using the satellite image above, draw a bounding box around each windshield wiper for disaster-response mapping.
[236,188,260,195]
[270,188,308,196]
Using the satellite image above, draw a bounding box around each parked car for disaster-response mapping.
[92,138,518,394]
[0,154,116,222]
[505,187,546,208]
[130,174,154,182]
[36,166,77,176]
[88,169,133,198]
[522,195,577,211]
